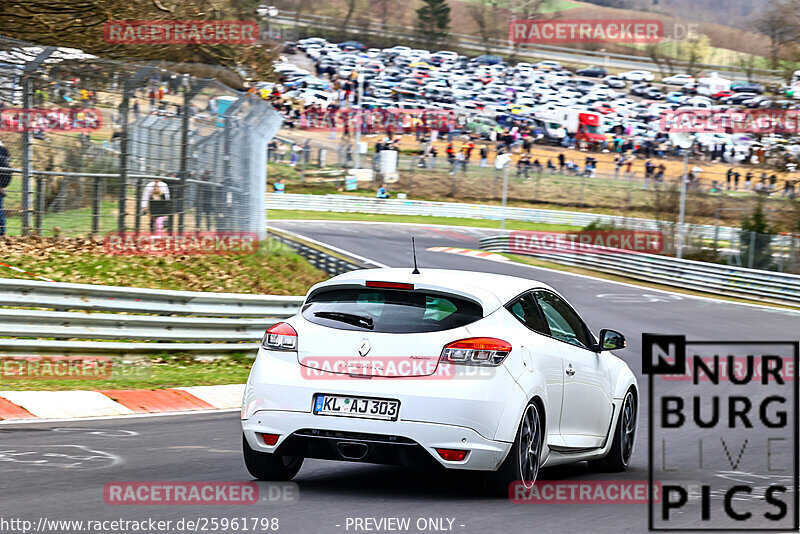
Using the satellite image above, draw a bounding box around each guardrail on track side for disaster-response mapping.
[266,192,741,242]
[268,227,372,275]
[0,278,304,355]
[480,235,800,308]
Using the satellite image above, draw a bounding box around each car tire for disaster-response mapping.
[485,401,544,497]
[589,389,636,472]
[242,434,304,481]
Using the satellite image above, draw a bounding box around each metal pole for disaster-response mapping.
[500,163,510,230]
[353,67,363,172]
[713,207,720,252]
[178,77,191,233]
[91,177,101,236]
[34,176,44,234]
[177,78,212,233]
[20,76,33,236]
[676,151,689,259]
[20,47,54,236]
[118,82,133,234]
[118,64,155,234]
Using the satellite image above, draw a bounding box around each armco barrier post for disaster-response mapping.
[21,47,54,236]
[118,64,155,234]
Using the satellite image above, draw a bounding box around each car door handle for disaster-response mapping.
[565,365,576,376]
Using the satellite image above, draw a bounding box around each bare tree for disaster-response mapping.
[676,34,712,77]
[374,0,397,30]
[340,0,361,32]
[646,43,677,78]
[755,0,800,70]
[0,0,278,84]
[504,0,559,62]
[465,0,498,54]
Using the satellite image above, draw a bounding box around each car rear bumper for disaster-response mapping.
[241,349,521,471]
[242,411,511,471]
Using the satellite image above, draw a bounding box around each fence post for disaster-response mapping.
[91,177,101,236]
[579,173,586,205]
[20,47,54,236]
[627,172,634,209]
[34,176,44,235]
[301,140,309,182]
[178,78,212,233]
[408,154,415,195]
[118,64,155,234]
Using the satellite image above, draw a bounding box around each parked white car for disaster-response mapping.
[619,70,655,82]
[242,269,638,493]
[662,73,694,86]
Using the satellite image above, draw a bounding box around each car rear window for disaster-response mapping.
[302,288,483,333]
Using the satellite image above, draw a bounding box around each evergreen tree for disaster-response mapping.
[416,0,451,46]
[740,196,775,270]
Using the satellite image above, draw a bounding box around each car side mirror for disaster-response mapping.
[598,329,626,351]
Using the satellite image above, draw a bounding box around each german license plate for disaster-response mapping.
[313,394,399,421]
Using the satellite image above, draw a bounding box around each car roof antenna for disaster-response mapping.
[411,237,420,275]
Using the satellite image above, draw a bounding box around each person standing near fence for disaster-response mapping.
[0,140,10,236]
[141,178,170,234]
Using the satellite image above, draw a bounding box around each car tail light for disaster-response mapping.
[259,433,280,446]
[262,322,297,351]
[365,281,414,290]
[440,337,511,366]
[435,448,468,461]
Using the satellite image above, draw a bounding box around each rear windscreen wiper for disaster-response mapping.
[313,311,374,329]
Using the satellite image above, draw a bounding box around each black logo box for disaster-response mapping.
[643,334,799,532]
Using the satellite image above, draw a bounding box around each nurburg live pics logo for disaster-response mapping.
[643,333,799,532]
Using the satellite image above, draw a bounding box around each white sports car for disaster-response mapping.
[242,268,638,493]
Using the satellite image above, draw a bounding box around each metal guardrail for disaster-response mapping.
[0,229,376,355]
[268,227,370,275]
[480,235,800,307]
[267,192,740,242]
[0,278,305,354]
[0,278,303,317]
[277,11,782,82]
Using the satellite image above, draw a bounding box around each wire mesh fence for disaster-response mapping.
[0,34,282,240]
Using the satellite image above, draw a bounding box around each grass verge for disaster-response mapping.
[0,237,327,294]
[268,209,579,232]
[0,353,252,391]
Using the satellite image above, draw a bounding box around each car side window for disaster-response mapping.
[506,294,549,336]
[534,291,592,349]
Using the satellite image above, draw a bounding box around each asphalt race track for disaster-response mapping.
[2,220,798,534]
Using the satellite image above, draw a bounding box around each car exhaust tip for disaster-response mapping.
[336,441,369,460]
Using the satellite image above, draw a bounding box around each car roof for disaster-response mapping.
[307,268,556,314]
